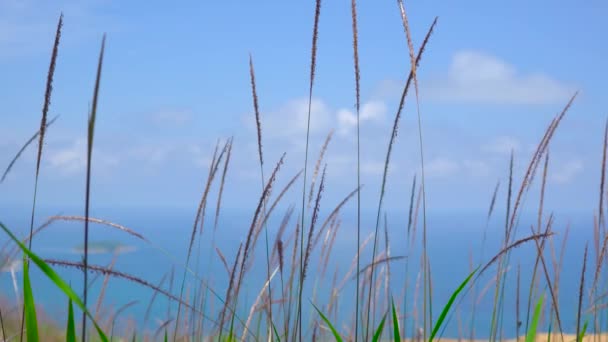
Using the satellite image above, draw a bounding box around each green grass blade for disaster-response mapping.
[228,311,236,341]
[372,313,387,342]
[578,320,588,342]
[429,267,477,342]
[164,329,168,342]
[526,294,544,342]
[547,321,552,342]
[0,222,108,342]
[23,258,39,342]
[312,303,343,342]
[271,321,282,342]
[66,299,76,342]
[391,298,401,342]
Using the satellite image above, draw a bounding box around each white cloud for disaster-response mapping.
[462,160,491,178]
[361,161,387,176]
[424,50,575,105]
[422,158,492,179]
[46,139,118,175]
[151,109,193,126]
[47,139,87,174]
[337,100,387,136]
[253,97,388,145]
[551,160,583,184]
[426,158,460,178]
[482,136,521,155]
[261,97,332,139]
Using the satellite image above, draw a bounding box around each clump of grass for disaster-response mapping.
[2,3,606,342]
[174,139,229,339]
[366,14,437,341]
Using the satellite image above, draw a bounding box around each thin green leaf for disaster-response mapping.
[0,222,108,342]
[66,299,76,342]
[578,320,588,342]
[228,312,236,342]
[547,321,552,342]
[372,313,387,342]
[164,329,168,342]
[271,321,282,342]
[23,258,39,342]
[429,267,478,341]
[526,294,544,342]
[312,302,343,342]
[391,298,401,342]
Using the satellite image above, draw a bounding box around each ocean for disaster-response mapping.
[0,205,598,339]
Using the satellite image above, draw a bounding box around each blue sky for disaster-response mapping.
[1,0,607,214]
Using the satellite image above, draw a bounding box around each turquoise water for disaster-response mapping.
[0,206,597,339]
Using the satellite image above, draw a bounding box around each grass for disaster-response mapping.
[0,1,605,342]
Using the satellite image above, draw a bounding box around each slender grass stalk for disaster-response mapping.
[286,216,301,341]
[396,2,432,337]
[235,153,285,335]
[469,180,500,341]
[94,254,118,322]
[403,175,416,338]
[109,300,138,340]
[354,256,406,280]
[300,165,327,337]
[591,119,608,341]
[241,267,279,341]
[383,214,392,316]
[490,151,514,342]
[218,244,242,338]
[215,247,231,275]
[194,141,225,333]
[592,120,608,280]
[525,152,551,333]
[297,1,322,340]
[309,131,333,209]
[20,13,63,342]
[577,244,589,342]
[82,33,106,342]
[249,53,275,336]
[516,263,521,339]
[478,233,553,277]
[277,238,287,334]
[350,0,362,338]
[0,305,5,342]
[508,93,578,240]
[214,137,233,232]
[143,272,168,329]
[174,140,228,339]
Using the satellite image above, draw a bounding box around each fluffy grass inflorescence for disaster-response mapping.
[1,3,604,342]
